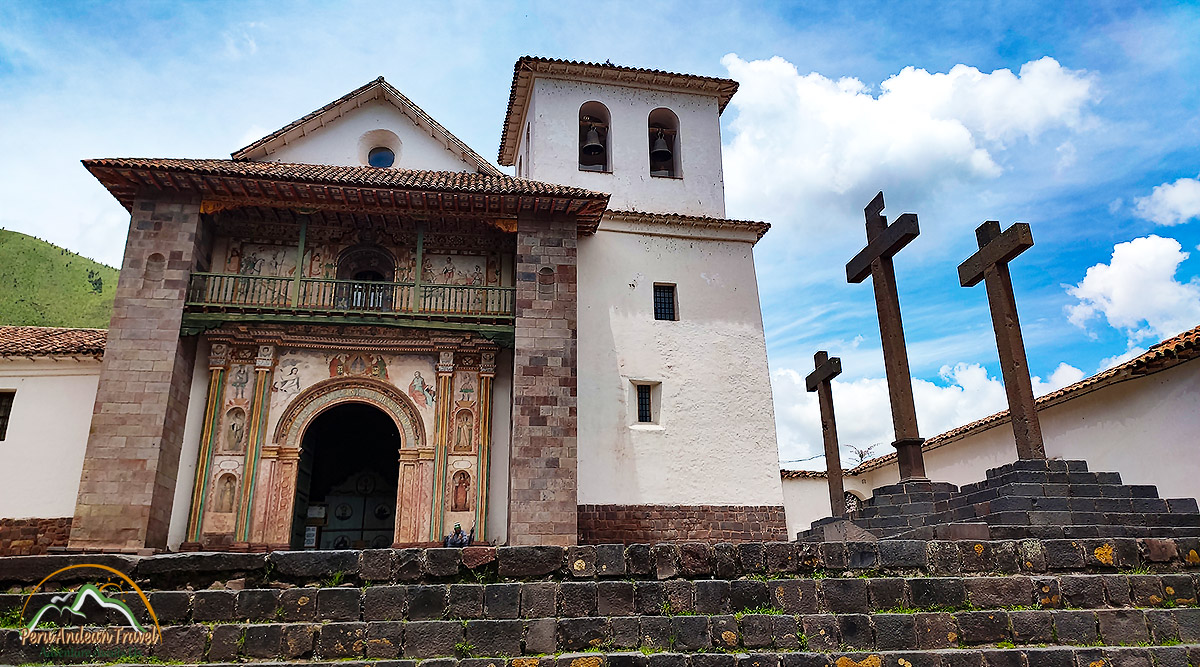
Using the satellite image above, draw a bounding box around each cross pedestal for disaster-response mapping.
[958,220,1046,460]
[846,192,926,481]
[806,350,845,517]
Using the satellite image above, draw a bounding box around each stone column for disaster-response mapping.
[428,350,455,541]
[394,448,423,545]
[257,444,299,549]
[508,217,578,546]
[183,343,229,547]
[235,344,275,543]
[70,194,205,553]
[475,351,495,541]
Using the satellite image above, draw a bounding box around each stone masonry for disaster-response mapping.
[578,504,788,544]
[69,195,207,553]
[508,216,578,546]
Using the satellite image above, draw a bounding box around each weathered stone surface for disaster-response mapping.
[801,614,839,652]
[955,610,1009,644]
[557,617,610,650]
[679,542,712,576]
[559,581,598,616]
[485,583,521,619]
[395,548,424,581]
[567,545,597,577]
[914,612,958,649]
[318,586,362,621]
[409,584,448,620]
[426,548,463,578]
[965,576,1033,608]
[147,590,191,624]
[873,613,917,650]
[595,544,627,576]
[696,579,731,615]
[449,583,485,619]
[270,550,360,579]
[404,620,463,658]
[729,579,768,611]
[465,619,523,657]
[192,589,236,621]
[1010,610,1054,644]
[365,585,407,621]
[361,549,394,581]
[525,618,558,654]
[462,546,497,570]
[910,577,966,610]
[521,581,557,618]
[243,623,284,659]
[866,577,906,612]
[653,543,680,579]
[819,578,869,614]
[837,613,873,649]
[878,540,928,569]
[365,621,404,659]
[663,580,694,614]
[498,546,564,577]
[154,624,207,662]
[281,623,316,659]
[740,614,775,648]
[673,615,711,651]
[279,587,318,621]
[318,621,366,659]
[208,623,243,662]
[641,615,672,649]
[598,581,636,616]
[1053,610,1098,645]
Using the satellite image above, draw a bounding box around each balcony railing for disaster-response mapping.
[186,273,515,319]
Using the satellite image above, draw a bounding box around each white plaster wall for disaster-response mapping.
[576,225,782,506]
[487,348,513,544]
[519,78,726,217]
[781,360,1200,531]
[0,357,100,519]
[259,100,478,173]
[168,338,210,549]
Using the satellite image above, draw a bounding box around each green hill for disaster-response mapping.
[0,229,118,328]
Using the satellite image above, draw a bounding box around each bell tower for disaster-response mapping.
[498,57,739,218]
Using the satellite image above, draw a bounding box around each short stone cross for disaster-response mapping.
[846,192,927,481]
[806,350,846,517]
[958,220,1046,459]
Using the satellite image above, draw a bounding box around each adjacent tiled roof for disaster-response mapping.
[232,77,503,177]
[0,326,106,357]
[841,324,1200,476]
[83,157,611,227]
[499,56,740,165]
[604,209,770,243]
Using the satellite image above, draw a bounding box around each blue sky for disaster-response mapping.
[2,1,1198,466]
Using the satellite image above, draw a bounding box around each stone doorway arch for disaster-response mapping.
[254,376,429,548]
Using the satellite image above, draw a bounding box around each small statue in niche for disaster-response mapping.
[226,408,246,452]
[454,411,473,451]
[451,470,471,511]
[215,474,237,513]
[443,522,474,547]
[230,365,250,399]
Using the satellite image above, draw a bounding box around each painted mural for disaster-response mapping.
[422,253,499,286]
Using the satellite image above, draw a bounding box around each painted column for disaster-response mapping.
[184,343,229,546]
[475,351,496,541]
[429,349,454,540]
[236,344,275,542]
[257,445,300,549]
[395,448,422,545]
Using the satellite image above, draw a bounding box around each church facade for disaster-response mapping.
[37,57,784,554]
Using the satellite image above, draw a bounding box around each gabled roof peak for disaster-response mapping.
[233,77,503,177]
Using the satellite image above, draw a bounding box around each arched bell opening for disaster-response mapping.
[647,107,680,178]
[291,402,401,549]
[335,245,396,311]
[579,101,611,173]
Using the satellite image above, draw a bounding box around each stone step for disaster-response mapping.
[15,647,1200,667]
[5,607,1200,663]
[6,573,1198,625]
[10,539,1200,596]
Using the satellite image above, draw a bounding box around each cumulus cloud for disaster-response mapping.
[1066,235,1200,344]
[774,360,1084,467]
[1134,174,1200,225]
[721,54,1095,223]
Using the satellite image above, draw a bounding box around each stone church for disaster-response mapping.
[3,57,785,554]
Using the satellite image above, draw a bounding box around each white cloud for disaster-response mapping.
[774,360,1083,468]
[721,54,1095,223]
[1066,235,1200,344]
[1134,174,1200,225]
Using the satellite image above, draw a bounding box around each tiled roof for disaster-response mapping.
[0,326,106,357]
[781,469,832,479]
[231,77,503,177]
[499,56,740,166]
[84,157,603,198]
[843,324,1200,475]
[604,209,771,243]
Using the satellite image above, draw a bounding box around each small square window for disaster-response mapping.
[653,284,676,321]
[0,392,13,441]
[636,384,653,423]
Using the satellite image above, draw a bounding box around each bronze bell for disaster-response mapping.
[650,132,672,162]
[582,126,604,156]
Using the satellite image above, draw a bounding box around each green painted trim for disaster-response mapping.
[188,369,225,543]
[237,368,273,540]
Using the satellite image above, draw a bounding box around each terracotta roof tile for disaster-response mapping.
[231,77,504,177]
[499,56,740,165]
[844,323,1200,475]
[605,209,770,242]
[83,157,605,199]
[0,326,106,357]
[781,469,833,479]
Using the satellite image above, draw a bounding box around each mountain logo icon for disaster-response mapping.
[25,583,145,632]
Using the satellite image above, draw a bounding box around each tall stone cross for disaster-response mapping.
[846,192,926,481]
[806,350,846,517]
[958,220,1045,459]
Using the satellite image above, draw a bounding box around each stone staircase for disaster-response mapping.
[3,539,1200,665]
[799,459,1200,541]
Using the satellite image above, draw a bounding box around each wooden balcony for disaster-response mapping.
[184,273,516,330]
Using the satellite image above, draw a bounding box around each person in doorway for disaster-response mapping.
[443,522,474,547]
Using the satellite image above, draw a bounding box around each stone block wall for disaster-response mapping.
[577,504,788,544]
[0,518,72,555]
[508,217,578,546]
[70,195,206,553]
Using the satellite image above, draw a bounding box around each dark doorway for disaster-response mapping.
[291,403,400,549]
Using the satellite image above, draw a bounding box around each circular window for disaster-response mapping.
[367,146,395,168]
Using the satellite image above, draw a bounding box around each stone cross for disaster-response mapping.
[806,350,846,517]
[846,192,926,481]
[958,220,1046,459]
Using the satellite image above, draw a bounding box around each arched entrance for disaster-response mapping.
[291,402,400,549]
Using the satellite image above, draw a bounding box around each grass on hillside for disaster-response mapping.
[0,229,118,328]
